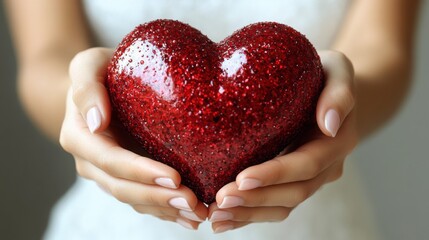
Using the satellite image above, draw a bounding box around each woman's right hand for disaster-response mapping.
[59,48,207,230]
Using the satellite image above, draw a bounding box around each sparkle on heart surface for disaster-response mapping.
[107,20,324,203]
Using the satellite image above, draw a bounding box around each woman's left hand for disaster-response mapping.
[208,50,358,233]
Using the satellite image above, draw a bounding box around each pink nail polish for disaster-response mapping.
[169,197,192,211]
[214,224,234,234]
[209,210,233,222]
[325,109,340,137]
[238,178,262,191]
[155,177,177,189]
[86,107,101,133]
[179,210,204,222]
[218,196,244,209]
[176,218,195,230]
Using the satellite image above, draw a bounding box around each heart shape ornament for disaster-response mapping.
[107,20,324,203]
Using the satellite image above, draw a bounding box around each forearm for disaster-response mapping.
[333,0,420,139]
[6,0,92,141]
[17,54,72,140]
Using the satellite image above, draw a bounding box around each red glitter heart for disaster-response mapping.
[107,20,324,203]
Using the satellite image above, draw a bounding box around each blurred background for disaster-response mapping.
[0,3,76,239]
[1,2,428,240]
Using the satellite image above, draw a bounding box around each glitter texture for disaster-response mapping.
[107,20,324,203]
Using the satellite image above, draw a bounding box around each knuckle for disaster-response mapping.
[69,51,85,76]
[72,83,92,106]
[339,52,354,76]
[330,51,353,72]
[265,163,280,184]
[110,183,127,203]
[74,160,87,178]
[302,159,322,180]
[236,210,252,222]
[132,205,149,215]
[270,158,289,183]
[127,155,147,182]
[97,146,116,174]
[158,216,175,222]
[160,208,179,217]
[334,51,348,62]
[255,193,269,206]
[291,188,312,206]
[333,168,344,181]
[339,87,356,110]
[59,128,72,153]
[143,192,162,206]
[70,48,105,71]
[82,47,108,59]
[132,205,144,214]
[296,151,321,180]
[331,162,344,182]
[274,208,291,222]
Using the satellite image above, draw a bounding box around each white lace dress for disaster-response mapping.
[44,0,381,239]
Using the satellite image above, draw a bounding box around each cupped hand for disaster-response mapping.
[208,50,358,233]
[59,48,207,230]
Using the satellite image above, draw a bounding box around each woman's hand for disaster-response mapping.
[208,50,358,233]
[59,48,207,230]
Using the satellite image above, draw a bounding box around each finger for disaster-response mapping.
[236,135,342,189]
[209,204,291,223]
[157,216,200,230]
[132,205,180,218]
[325,159,345,183]
[218,163,337,208]
[69,47,114,133]
[317,50,355,137]
[176,218,201,230]
[212,221,251,234]
[61,99,181,188]
[132,202,207,223]
[75,158,198,211]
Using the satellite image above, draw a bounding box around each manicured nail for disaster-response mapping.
[209,210,233,222]
[176,218,196,230]
[86,107,101,133]
[214,224,234,234]
[179,210,204,222]
[155,177,177,189]
[169,197,192,211]
[218,196,244,209]
[325,109,340,137]
[238,178,262,191]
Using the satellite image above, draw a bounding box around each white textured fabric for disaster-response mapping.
[82,0,349,49]
[44,1,382,239]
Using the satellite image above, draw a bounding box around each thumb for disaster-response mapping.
[316,50,355,137]
[69,47,114,133]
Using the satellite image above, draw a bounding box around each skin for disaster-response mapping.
[5,0,420,233]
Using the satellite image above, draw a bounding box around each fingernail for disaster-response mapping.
[86,107,102,133]
[176,218,196,230]
[179,210,204,222]
[214,224,234,234]
[325,109,340,137]
[218,196,244,209]
[209,210,233,222]
[155,178,177,189]
[238,178,262,191]
[169,197,192,211]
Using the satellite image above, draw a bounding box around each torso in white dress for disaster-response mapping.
[44,0,381,239]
